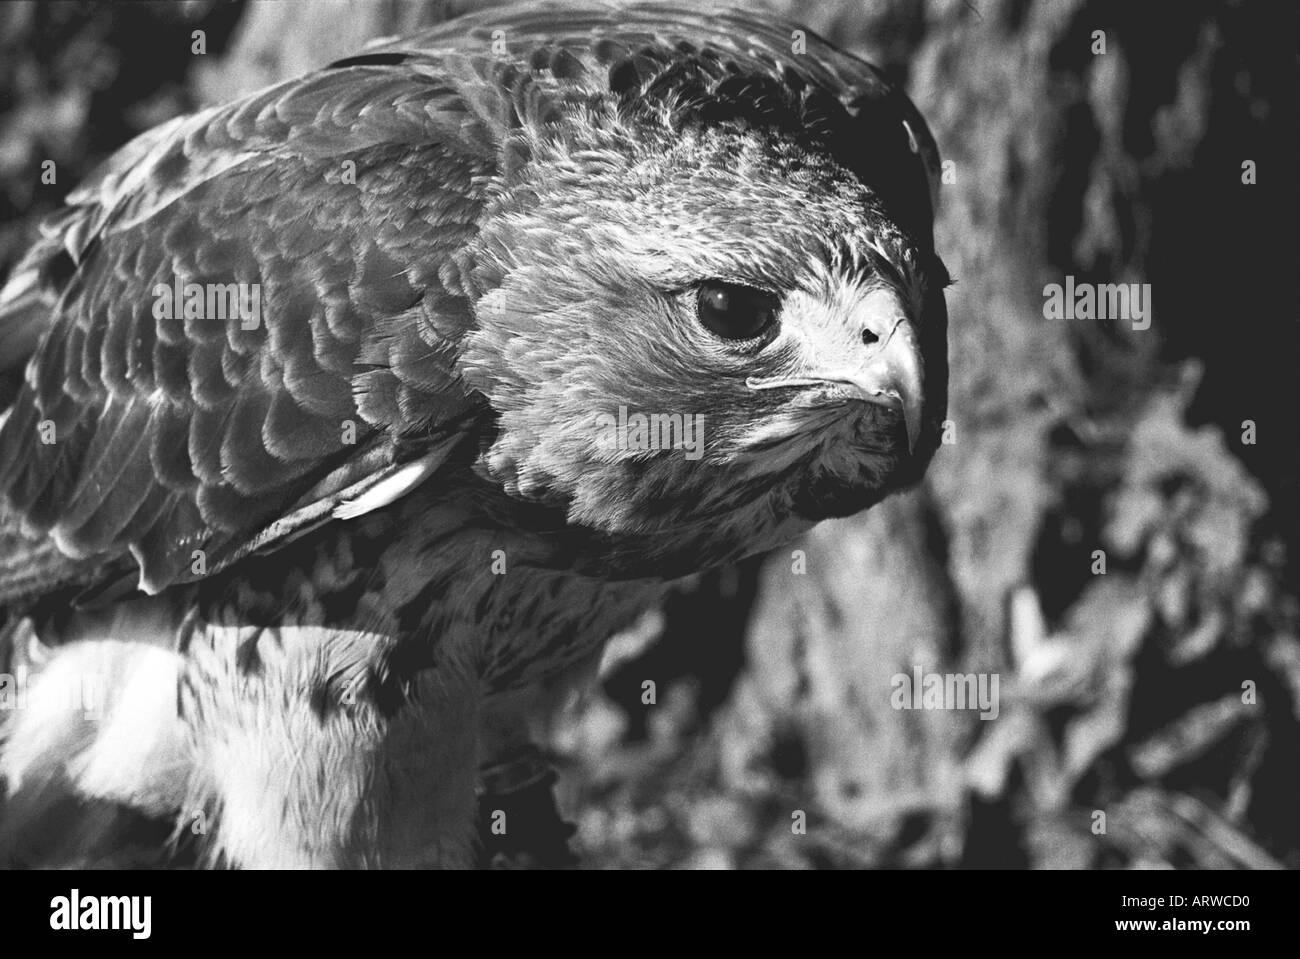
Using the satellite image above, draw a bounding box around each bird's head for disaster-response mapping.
[457,39,949,569]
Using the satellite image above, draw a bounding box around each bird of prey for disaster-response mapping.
[0,1,948,867]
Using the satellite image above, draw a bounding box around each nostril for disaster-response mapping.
[861,328,880,347]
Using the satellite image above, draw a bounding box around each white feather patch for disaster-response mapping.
[1,640,188,816]
[332,449,447,521]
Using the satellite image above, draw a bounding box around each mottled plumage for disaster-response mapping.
[0,2,948,867]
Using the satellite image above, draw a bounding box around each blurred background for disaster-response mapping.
[0,0,1294,868]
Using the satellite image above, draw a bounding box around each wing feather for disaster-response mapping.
[0,61,495,605]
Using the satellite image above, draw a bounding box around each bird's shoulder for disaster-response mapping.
[0,53,508,605]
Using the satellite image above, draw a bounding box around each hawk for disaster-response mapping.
[0,2,948,867]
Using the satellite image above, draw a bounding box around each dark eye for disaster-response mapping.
[695,281,780,340]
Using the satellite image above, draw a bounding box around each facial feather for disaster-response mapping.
[459,104,943,549]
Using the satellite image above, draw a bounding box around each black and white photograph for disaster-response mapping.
[0,0,1293,933]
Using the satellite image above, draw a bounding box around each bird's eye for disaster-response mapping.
[695,281,779,340]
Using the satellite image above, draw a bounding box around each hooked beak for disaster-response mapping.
[746,314,925,454]
[821,318,925,454]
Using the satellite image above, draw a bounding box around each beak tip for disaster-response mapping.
[904,399,923,456]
